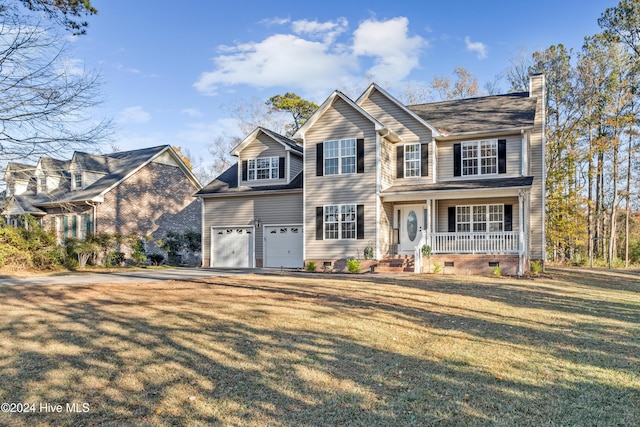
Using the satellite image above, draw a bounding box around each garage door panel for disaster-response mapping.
[264,225,303,268]
[211,227,253,268]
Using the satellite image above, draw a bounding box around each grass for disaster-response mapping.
[0,267,638,426]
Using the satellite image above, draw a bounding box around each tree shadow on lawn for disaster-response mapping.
[0,276,638,426]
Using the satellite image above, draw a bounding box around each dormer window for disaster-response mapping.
[38,177,47,193]
[248,157,279,181]
[74,173,83,189]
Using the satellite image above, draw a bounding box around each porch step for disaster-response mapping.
[373,255,415,274]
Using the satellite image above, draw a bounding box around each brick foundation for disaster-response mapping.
[424,254,520,276]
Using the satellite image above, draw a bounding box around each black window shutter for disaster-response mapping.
[357,138,365,174]
[453,144,461,177]
[498,139,507,174]
[316,207,324,240]
[241,160,248,181]
[396,145,404,178]
[448,207,456,232]
[357,205,365,239]
[420,143,429,177]
[316,143,324,176]
[504,204,513,231]
[278,157,285,179]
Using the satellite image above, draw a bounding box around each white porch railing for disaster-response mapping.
[430,231,520,254]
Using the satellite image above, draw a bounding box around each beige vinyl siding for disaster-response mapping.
[304,97,378,260]
[528,75,545,260]
[201,192,303,266]
[380,139,394,190]
[360,90,434,188]
[239,133,288,187]
[290,154,303,179]
[437,135,522,181]
[380,202,394,256]
[436,197,520,233]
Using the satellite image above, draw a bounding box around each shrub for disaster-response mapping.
[491,265,502,276]
[432,261,443,274]
[364,245,374,260]
[147,253,165,266]
[305,261,317,272]
[530,260,543,275]
[128,234,148,266]
[346,258,361,274]
[105,251,125,267]
[157,230,202,265]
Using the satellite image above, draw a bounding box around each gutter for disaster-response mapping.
[436,126,534,141]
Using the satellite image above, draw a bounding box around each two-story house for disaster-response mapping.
[198,74,545,275]
[3,145,202,257]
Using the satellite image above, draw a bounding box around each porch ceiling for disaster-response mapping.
[381,176,533,202]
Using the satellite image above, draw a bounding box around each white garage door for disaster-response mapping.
[211,227,253,268]
[264,225,303,268]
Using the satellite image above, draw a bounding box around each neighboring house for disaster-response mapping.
[198,74,545,275]
[2,145,202,257]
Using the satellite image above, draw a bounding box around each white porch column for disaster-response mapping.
[425,198,432,249]
[518,190,525,276]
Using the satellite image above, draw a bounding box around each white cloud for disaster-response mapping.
[352,17,426,83]
[292,17,348,43]
[181,108,203,118]
[116,106,151,124]
[465,36,488,59]
[194,33,354,95]
[259,17,290,26]
[194,16,426,96]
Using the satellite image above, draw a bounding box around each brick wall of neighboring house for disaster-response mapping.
[97,161,201,258]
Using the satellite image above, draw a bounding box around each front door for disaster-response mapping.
[399,204,425,254]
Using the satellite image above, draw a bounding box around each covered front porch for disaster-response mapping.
[380,177,533,275]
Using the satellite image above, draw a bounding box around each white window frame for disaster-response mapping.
[456,204,504,233]
[462,139,498,176]
[73,173,83,189]
[324,204,357,240]
[247,156,279,181]
[404,143,421,178]
[324,138,356,175]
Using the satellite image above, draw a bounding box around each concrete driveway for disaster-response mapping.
[0,267,269,286]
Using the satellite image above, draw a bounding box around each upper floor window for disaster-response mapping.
[325,139,356,175]
[74,173,83,189]
[38,177,47,193]
[404,143,421,177]
[248,157,278,180]
[462,140,497,176]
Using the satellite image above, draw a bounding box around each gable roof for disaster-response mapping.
[408,92,537,136]
[195,163,303,197]
[357,83,441,137]
[293,90,400,142]
[231,127,302,157]
[36,157,71,178]
[70,152,111,173]
[4,162,35,181]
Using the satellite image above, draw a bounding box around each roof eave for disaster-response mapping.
[435,126,534,141]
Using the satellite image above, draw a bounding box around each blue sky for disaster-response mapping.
[71,0,616,168]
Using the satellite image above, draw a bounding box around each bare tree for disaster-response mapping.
[0,11,111,162]
[431,66,480,101]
